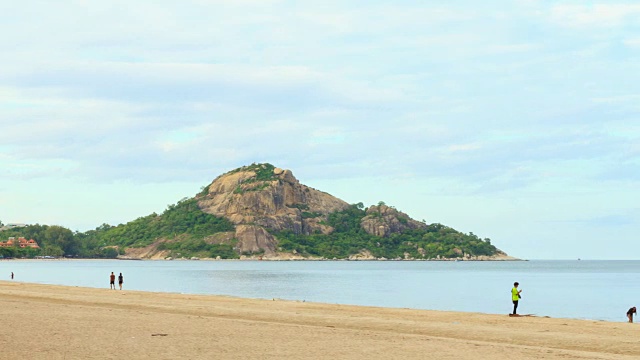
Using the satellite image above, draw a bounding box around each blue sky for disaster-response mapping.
[1,1,639,259]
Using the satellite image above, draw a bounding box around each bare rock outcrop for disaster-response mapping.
[348,249,375,260]
[360,204,427,237]
[197,164,349,254]
[122,241,170,260]
[234,225,277,255]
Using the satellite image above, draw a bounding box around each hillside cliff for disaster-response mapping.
[361,204,427,237]
[196,164,349,255]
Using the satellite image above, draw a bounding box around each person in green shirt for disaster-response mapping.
[511,282,522,315]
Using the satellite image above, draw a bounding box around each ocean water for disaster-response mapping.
[1,259,639,322]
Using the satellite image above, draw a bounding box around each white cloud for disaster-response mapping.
[623,38,640,47]
[549,4,640,28]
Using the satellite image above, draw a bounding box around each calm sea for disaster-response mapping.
[1,260,638,322]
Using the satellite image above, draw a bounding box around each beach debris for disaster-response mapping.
[151,333,168,336]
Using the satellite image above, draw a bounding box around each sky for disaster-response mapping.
[1,1,639,259]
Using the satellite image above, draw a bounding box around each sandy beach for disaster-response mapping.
[0,281,638,359]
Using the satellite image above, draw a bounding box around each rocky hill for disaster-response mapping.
[71,163,510,260]
[1,163,512,260]
[196,163,349,255]
[361,204,427,237]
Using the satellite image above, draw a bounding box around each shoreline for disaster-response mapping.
[0,254,523,261]
[0,278,622,323]
[0,278,618,323]
[0,281,638,359]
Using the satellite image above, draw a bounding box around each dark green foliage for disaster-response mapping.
[80,198,235,250]
[327,204,366,233]
[231,163,277,194]
[226,163,276,181]
[251,163,277,181]
[208,244,240,259]
[158,238,239,259]
[0,245,40,259]
[276,204,369,258]
[100,247,119,258]
[301,211,322,219]
[198,185,209,197]
[289,204,310,210]
[0,224,85,258]
[275,204,499,259]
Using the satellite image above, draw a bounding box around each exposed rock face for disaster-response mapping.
[122,241,170,260]
[360,205,427,237]
[197,164,349,255]
[348,249,375,260]
[234,225,277,255]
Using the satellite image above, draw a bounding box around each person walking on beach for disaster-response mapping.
[118,273,123,290]
[511,282,522,315]
[627,307,636,323]
[110,272,116,290]
[11,272,13,280]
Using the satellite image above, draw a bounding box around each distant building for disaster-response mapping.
[0,223,28,232]
[0,237,40,249]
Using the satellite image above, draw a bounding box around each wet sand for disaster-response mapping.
[0,281,638,359]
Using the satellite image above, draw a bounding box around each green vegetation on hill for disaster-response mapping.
[275,204,498,259]
[78,198,236,258]
[0,198,237,259]
[1,202,498,260]
[1,162,501,260]
[231,163,277,194]
[227,162,276,180]
[156,240,239,259]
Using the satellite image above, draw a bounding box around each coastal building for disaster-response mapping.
[0,237,40,249]
[0,223,28,231]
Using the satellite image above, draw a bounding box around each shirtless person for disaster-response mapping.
[627,307,636,323]
[110,272,116,290]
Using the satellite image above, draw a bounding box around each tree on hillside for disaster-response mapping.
[44,226,78,256]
